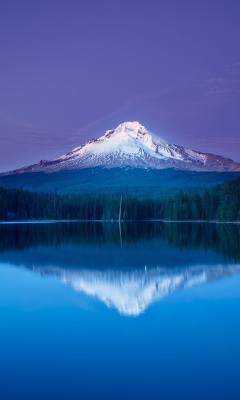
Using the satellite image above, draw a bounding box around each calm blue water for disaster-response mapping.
[0,222,240,400]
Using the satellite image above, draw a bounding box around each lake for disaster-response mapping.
[0,221,240,400]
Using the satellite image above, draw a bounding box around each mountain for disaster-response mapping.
[3,121,240,174]
[1,121,239,196]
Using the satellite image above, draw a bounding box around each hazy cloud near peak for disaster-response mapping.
[73,88,173,139]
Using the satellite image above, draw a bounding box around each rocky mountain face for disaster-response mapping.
[3,121,240,174]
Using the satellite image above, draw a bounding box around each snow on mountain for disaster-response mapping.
[32,263,240,316]
[4,121,240,174]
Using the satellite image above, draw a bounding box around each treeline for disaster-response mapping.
[164,177,240,221]
[0,177,239,221]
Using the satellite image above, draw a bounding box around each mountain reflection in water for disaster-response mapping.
[1,221,240,316]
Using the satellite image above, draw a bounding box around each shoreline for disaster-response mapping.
[0,219,240,225]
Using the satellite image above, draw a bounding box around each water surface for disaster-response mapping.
[0,222,240,399]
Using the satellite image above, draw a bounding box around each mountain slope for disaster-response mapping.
[0,168,239,197]
[3,121,240,174]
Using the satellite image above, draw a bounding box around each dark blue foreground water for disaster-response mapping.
[0,222,240,400]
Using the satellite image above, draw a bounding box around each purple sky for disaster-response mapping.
[1,0,240,171]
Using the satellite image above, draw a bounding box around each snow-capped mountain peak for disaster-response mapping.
[3,121,240,173]
[105,121,149,136]
[68,121,165,159]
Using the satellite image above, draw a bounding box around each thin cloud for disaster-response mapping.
[199,62,240,98]
[202,76,240,97]
[14,123,78,151]
[207,78,240,84]
[224,62,240,75]
[202,88,237,96]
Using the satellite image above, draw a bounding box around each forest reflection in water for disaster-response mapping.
[0,221,240,262]
[0,221,240,316]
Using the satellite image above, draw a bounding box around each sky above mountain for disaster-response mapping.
[0,0,240,171]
